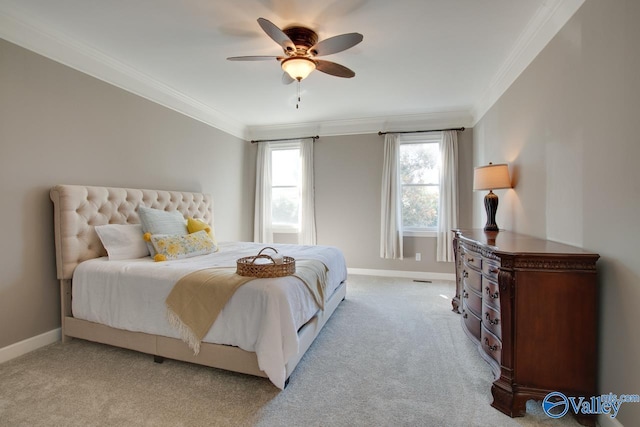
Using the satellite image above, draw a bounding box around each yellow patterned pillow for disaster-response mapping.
[187,217,218,247]
[150,230,216,262]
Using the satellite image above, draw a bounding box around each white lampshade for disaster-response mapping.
[281,57,316,81]
[473,163,511,191]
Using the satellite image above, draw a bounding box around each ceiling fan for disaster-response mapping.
[227,18,363,84]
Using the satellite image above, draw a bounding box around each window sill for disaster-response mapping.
[403,230,437,238]
[273,228,299,234]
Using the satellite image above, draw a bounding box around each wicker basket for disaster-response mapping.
[236,247,295,278]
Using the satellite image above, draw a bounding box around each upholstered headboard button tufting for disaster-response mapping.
[50,185,213,280]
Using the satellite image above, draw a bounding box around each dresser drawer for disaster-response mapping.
[481,325,502,365]
[482,259,500,280]
[463,287,482,317]
[482,304,501,339]
[483,278,500,310]
[463,249,482,270]
[462,306,481,341]
[462,268,482,293]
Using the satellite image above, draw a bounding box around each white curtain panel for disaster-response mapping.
[254,142,273,243]
[299,139,317,245]
[436,130,459,262]
[380,133,403,259]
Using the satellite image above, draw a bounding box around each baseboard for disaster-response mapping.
[0,328,61,365]
[599,414,624,427]
[347,268,455,282]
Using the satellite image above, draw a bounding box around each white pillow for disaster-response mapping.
[94,224,149,260]
[138,206,188,256]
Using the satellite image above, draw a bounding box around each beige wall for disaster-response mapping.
[473,0,640,424]
[312,131,473,274]
[0,39,254,349]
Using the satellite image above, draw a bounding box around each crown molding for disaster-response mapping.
[471,0,585,124]
[0,1,583,141]
[0,9,248,139]
[247,109,474,141]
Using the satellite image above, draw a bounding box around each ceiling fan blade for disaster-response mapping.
[227,56,281,61]
[282,72,295,85]
[310,33,363,56]
[257,18,296,53]
[315,60,356,78]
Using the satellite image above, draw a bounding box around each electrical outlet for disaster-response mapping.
[415,252,421,261]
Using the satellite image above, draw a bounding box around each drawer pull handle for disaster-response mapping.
[484,338,499,352]
[463,270,469,278]
[485,312,500,325]
[463,290,469,299]
[484,286,499,299]
[463,313,468,319]
[467,257,475,263]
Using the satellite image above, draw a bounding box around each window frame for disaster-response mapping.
[270,142,302,234]
[398,133,442,237]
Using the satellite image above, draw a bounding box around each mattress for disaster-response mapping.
[72,241,347,388]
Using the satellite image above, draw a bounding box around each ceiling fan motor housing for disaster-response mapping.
[283,26,318,55]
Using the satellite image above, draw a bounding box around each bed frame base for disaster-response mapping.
[60,279,346,385]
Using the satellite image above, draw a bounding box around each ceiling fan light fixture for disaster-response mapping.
[281,57,316,81]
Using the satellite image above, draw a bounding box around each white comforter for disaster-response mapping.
[72,242,347,389]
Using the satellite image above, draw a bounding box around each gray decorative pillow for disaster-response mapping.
[138,206,188,256]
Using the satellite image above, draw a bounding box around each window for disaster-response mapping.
[271,145,301,232]
[399,134,441,233]
[255,138,316,245]
[381,130,457,260]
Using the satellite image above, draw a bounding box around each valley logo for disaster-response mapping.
[543,391,640,419]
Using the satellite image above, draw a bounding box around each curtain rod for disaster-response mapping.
[250,135,319,144]
[377,127,465,136]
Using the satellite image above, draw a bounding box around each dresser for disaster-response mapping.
[452,229,599,426]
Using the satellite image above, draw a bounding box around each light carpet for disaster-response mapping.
[0,275,584,426]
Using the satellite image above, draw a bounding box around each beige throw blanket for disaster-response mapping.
[166,260,328,355]
[294,259,328,311]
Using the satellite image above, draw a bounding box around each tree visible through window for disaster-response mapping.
[400,141,440,230]
[271,147,301,231]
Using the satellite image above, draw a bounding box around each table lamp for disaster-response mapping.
[473,162,511,231]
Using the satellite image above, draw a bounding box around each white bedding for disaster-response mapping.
[72,241,347,389]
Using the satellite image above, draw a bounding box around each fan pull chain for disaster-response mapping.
[296,79,301,109]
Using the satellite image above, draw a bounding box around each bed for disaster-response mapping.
[50,184,347,389]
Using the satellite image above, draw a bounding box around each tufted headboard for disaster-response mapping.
[50,185,213,280]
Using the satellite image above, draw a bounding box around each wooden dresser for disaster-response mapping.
[452,229,599,426]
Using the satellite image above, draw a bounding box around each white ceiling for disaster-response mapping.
[0,0,584,140]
